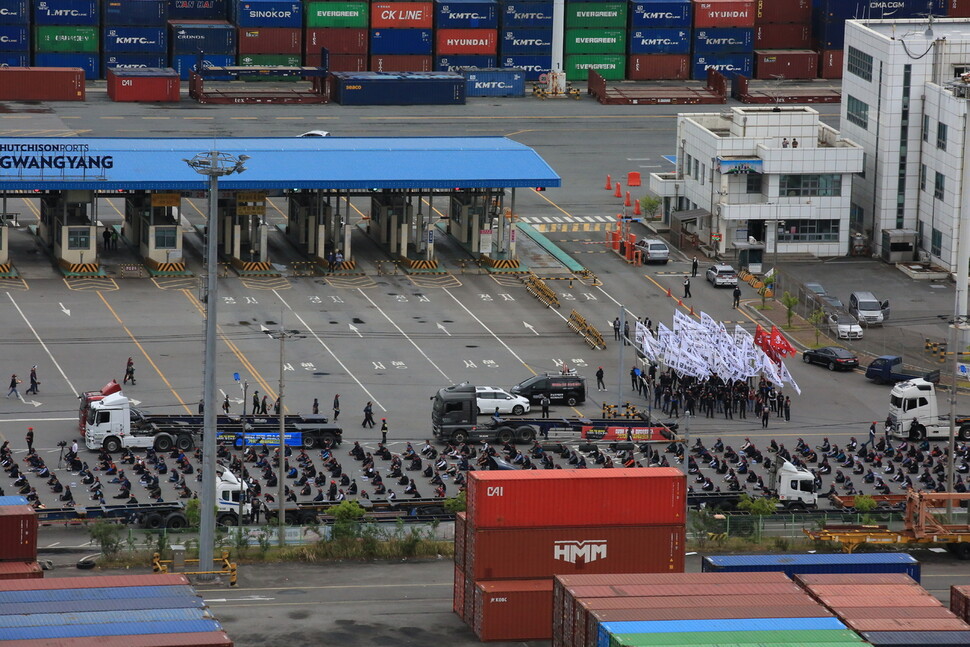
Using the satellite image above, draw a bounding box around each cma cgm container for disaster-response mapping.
[168,21,235,54]
[103,52,167,69]
[566,2,627,28]
[437,54,496,70]
[628,53,689,79]
[565,28,625,54]
[370,28,433,54]
[815,0,946,20]
[102,0,168,25]
[171,52,234,78]
[34,26,98,52]
[107,66,180,101]
[305,28,367,54]
[813,18,845,50]
[168,0,228,20]
[627,28,689,54]
[474,579,554,642]
[754,49,817,79]
[501,1,552,28]
[33,0,98,25]
[0,505,37,561]
[467,469,685,530]
[704,553,922,582]
[500,28,551,55]
[231,0,302,27]
[304,2,368,28]
[0,0,28,24]
[236,27,301,54]
[435,0,498,29]
[693,27,752,53]
[754,23,810,49]
[102,27,166,52]
[755,0,809,23]
[0,25,27,50]
[692,52,751,79]
[501,53,548,79]
[0,562,42,580]
[436,28,496,54]
[692,0,755,28]
[331,71,465,104]
[371,1,433,28]
[370,53,432,70]
[630,0,691,28]
[463,67,524,96]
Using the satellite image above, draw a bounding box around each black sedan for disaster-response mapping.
[802,346,859,371]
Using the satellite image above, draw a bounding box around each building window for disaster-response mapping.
[859,152,866,179]
[935,172,945,200]
[938,122,948,150]
[920,164,927,191]
[746,174,763,194]
[846,95,869,129]
[779,174,842,197]
[932,228,942,256]
[700,163,706,185]
[850,203,864,229]
[154,226,177,250]
[776,219,840,242]
[67,227,90,250]
[923,114,930,142]
[693,158,699,180]
[847,46,873,81]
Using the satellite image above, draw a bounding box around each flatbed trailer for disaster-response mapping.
[731,75,842,104]
[35,501,189,530]
[587,71,727,106]
[265,497,453,525]
[189,67,330,104]
[435,414,679,445]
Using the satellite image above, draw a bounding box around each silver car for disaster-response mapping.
[634,238,670,264]
[706,264,738,287]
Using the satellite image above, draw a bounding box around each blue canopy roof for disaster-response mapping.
[0,137,560,191]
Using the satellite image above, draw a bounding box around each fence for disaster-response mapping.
[687,509,904,544]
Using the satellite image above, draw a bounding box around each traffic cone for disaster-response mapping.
[689,306,694,316]
[614,181,622,198]
[633,199,641,216]
[625,191,632,207]
[666,287,672,297]
[605,174,612,190]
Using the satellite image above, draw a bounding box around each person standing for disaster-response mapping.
[362,401,375,428]
[25,428,33,453]
[332,394,340,421]
[595,366,606,392]
[252,390,260,414]
[783,396,791,422]
[761,406,770,429]
[683,277,691,299]
[613,317,620,341]
[623,320,630,345]
[274,397,281,415]
[691,256,698,277]
[249,497,261,524]
[111,228,119,250]
[198,399,204,415]
[312,398,319,415]
[6,374,21,399]
[630,366,640,391]
[540,394,550,419]
[732,285,741,309]
[102,228,111,252]
[260,395,269,415]
[863,422,876,450]
[222,395,230,414]
[26,366,38,395]
[380,418,388,444]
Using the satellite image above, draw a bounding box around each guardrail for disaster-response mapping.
[566,309,606,349]
[522,273,560,308]
[153,549,237,586]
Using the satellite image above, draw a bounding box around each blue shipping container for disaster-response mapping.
[171,52,235,79]
[0,51,27,65]
[103,52,168,69]
[33,52,98,79]
[102,27,166,52]
[0,619,222,641]
[0,607,208,629]
[693,27,753,54]
[702,553,921,582]
[500,28,551,55]
[0,496,29,506]
[628,28,688,54]
[597,617,848,647]
[463,67,524,96]
[102,0,167,26]
[168,0,227,20]
[0,585,197,605]
[0,595,204,617]
[0,25,26,50]
[816,0,946,20]
[501,2,552,28]
[231,0,302,28]
[32,0,98,25]
[501,53,548,80]
[332,71,465,105]
[692,53,752,80]
[814,18,845,50]
[436,54,495,70]
[168,21,235,54]
[861,631,970,646]
[629,0,691,28]
[0,0,28,24]
[435,0,497,28]
[370,29,433,55]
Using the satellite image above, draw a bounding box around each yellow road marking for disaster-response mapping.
[531,188,574,219]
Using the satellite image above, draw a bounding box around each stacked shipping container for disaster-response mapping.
[0,498,41,580]
[690,0,754,80]
[564,1,626,81]
[102,0,168,72]
[370,1,433,71]
[455,468,686,642]
[952,584,970,624]
[435,0,497,71]
[233,0,302,79]
[33,0,100,78]
[304,2,369,71]
[702,553,922,582]
[627,0,691,80]
[498,0,551,80]
[168,19,236,79]
[752,0,814,80]
[0,0,29,68]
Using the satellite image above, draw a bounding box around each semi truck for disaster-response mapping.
[886,378,970,441]
[767,459,818,510]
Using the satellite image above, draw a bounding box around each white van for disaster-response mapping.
[635,238,670,264]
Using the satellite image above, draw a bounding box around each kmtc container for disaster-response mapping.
[692,27,752,53]
[755,0,809,23]
[704,553,922,582]
[102,0,168,25]
[436,54,495,70]
[0,25,27,50]
[754,23,810,49]
[103,52,167,69]
[0,562,42,580]
[501,1,552,27]
[107,67,180,101]
[236,26,301,54]
[305,2,368,28]
[370,28,433,54]
[102,27,166,52]
[627,28,689,54]
[627,53,689,79]
[500,28,551,54]
[435,0,498,29]
[171,53,235,78]
[34,25,98,52]
[692,0,755,28]
[436,28,496,54]
[565,53,624,80]
[305,28,367,54]
[474,579,554,642]
[371,1,434,28]
[630,0,691,27]
[168,0,228,20]
[0,0,28,24]
[501,53,548,79]
[566,2,627,27]
[564,29,625,54]
[231,0,302,27]
[33,0,98,25]
[467,469,685,529]
[0,505,37,562]
[331,71,466,104]
[369,53,432,70]
[693,53,750,79]
[168,20,235,54]
[754,49,817,79]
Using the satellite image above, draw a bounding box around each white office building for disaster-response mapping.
[649,106,863,262]
[840,18,970,272]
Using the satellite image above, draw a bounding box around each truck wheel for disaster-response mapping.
[143,513,165,530]
[909,425,925,441]
[299,511,318,525]
[217,513,238,527]
[949,543,970,560]
[566,393,578,406]
[176,435,193,451]
[284,512,299,525]
[165,512,188,530]
[960,427,970,441]
[451,430,468,444]
[512,405,525,415]
[302,435,316,449]
[104,437,121,453]
[154,435,173,452]
[515,426,536,443]
[496,428,514,444]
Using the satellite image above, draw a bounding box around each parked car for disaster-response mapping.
[802,346,860,371]
[827,312,864,340]
[634,238,670,264]
[475,386,530,415]
[849,291,890,325]
[820,295,845,310]
[804,281,827,296]
[706,264,738,287]
[299,130,331,137]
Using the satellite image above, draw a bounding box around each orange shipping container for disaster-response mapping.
[0,68,84,102]
[953,585,970,623]
[474,579,554,642]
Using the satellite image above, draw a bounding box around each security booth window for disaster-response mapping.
[67,227,90,250]
[155,226,177,249]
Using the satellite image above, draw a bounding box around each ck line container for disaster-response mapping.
[692,0,755,28]
[167,0,228,20]
[168,20,236,54]
[107,67,180,101]
[499,28,551,55]
[474,579,553,642]
[627,53,689,79]
[371,1,434,28]
[370,28,433,54]
[0,25,27,50]
[102,27,166,53]
[34,26,98,52]
[305,27,368,54]
[436,54,496,70]
[331,71,465,104]
[630,0,691,28]
[627,28,689,54]
[501,53,548,79]
[102,0,168,26]
[435,0,498,29]
[0,0,27,24]
[704,553,922,582]
[566,3,627,28]
[33,0,98,25]
[236,26,301,54]
[0,505,37,562]
[103,52,167,69]
[501,1,552,27]
[231,0,302,27]
[564,28,625,54]
[304,2,368,28]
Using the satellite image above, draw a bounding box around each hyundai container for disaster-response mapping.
[34,25,98,52]
[693,27,752,53]
[467,469,685,529]
[308,52,365,70]
[704,553,921,581]
[168,0,228,20]
[107,67,180,101]
[103,53,167,69]
[0,619,225,641]
[370,28,433,54]
[499,28,551,54]
[369,53,432,70]
[501,1,552,27]
[819,49,842,79]
[754,49,817,79]
[168,20,235,54]
[0,606,210,629]
[861,631,970,646]
[171,52,234,78]
[566,2,627,28]
[0,595,207,615]
[102,0,168,25]
[754,0,809,23]
[371,1,434,28]
[435,0,498,29]
[33,0,98,25]
[0,52,26,65]
[597,617,848,647]
[453,564,465,620]
[629,0,691,28]
[754,23,810,49]
[0,25,26,50]
[565,28,625,54]
[236,26,301,53]
[305,1,368,28]
[331,71,465,104]
[102,27,166,53]
[474,579,554,642]
[436,53,495,69]
[627,28,689,54]
[436,28,496,53]
[693,52,751,78]
[0,505,37,562]
[627,53,689,78]
[0,562,42,580]
[692,0,755,28]
[305,27,367,54]
[231,0,302,27]
[0,0,27,24]
[501,53,548,79]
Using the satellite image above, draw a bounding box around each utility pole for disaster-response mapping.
[276,313,288,547]
[947,317,970,521]
[616,305,625,411]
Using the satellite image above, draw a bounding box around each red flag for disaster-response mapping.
[754,324,769,351]
[769,325,797,358]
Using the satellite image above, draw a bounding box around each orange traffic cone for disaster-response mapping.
[666,288,672,297]
[605,174,612,190]
[633,199,642,216]
[614,181,622,198]
[625,191,632,207]
[689,306,694,316]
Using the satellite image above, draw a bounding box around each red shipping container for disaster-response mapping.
[7,634,234,647]
[455,511,466,569]
[436,29,496,54]
[817,594,942,608]
[585,605,832,621]
[627,55,689,80]
[838,607,958,620]
[805,584,933,598]
[107,69,180,103]
[0,573,188,591]
[306,28,368,55]
[692,0,756,28]
[371,2,433,28]
[466,525,684,581]
[453,564,465,620]
[237,27,302,54]
[755,24,811,49]
[0,505,37,562]
[755,0,810,23]
[464,568,475,622]
[953,585,970,623]
[305,53,368,71]
[0,68,84,101]
[467,468,685,530]
[754,50,818,79]
[949,0,970,17]
[845,618,970,632]
[369,54,433,71]
[796,573,920,586]
[818,49,842,79]
[558,572,792,588]
[474,579,553,642]
[0,561,43,580]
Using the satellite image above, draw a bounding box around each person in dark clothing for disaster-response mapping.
[362,401,375,428]
[596,367,606,392]
[691,256,698,277]
[732,286,741,308]
[333,394,340,421]
[380,418,388,444]
[540,395,550,420]
[683,278,691,298]
[25,429,33,453]
[312,398,319,415]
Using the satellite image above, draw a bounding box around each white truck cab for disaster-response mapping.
[85,393,197,453]
[887,378,970,441]
[769,459,818,509]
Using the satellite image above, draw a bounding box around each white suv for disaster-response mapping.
[706,264,738,287]
[475,386,530,416]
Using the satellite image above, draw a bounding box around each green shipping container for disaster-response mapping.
[238,54,302,81]
[305,2,369,28]
[564,29,626,54]
[566,3,627,28]
[608,630,865,647]
[565,54,624,80]
[34,26,98,53]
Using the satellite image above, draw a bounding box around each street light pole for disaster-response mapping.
[947,317,969,520]
[277,314,287,547]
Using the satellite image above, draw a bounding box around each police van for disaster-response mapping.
[510,371,587,406]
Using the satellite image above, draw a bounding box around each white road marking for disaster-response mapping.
[59,303,71,316]
[348,323,362,337]
[436,322,451,336]
[442,289,531,367]
[523,321,539,335]
[7,292,77,395]
[1,417,74,423]
[357,289,450,382]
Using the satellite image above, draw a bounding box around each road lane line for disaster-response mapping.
[6,292,77,395]
[357,288,451,382]
[531,189,574,218]
[441,288,535,376]
[272,289,385,412]
[96,291,192,414]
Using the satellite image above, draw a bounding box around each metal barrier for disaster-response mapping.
[522,273,560,309]
[600,402,643,419]
[566,309,607,350]
[290,261,317,277]
[153,549,237,586]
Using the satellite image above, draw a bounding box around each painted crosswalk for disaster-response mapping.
[519,215,618,233]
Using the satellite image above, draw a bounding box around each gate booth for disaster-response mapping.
[124,191,185,274]
[221,191,270,272]
[449,189,518,268]
[286,191,354,270]
[38,191,100,275]
[370,192,434,269]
